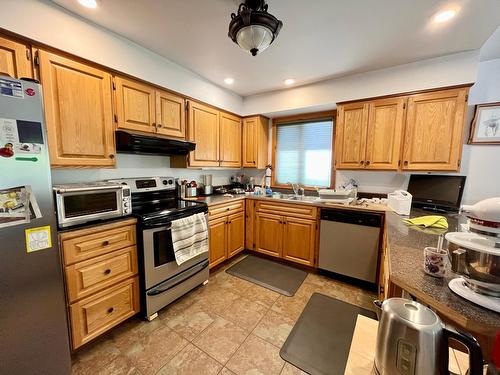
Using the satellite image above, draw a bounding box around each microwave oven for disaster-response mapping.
[53,182,131,228]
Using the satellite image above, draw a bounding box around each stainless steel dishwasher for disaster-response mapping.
[318,208,382,284]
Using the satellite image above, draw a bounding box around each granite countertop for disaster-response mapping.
[386,208,500,328]
[187,194,390,213]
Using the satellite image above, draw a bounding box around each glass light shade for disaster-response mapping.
[236,25,273,55]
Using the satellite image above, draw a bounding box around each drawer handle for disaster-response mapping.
[107,307,114,314]
[227,208,230,211]
[104,269,111,275]
[102,240,110,246]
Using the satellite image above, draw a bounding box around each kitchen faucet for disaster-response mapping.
[289,182,305,197]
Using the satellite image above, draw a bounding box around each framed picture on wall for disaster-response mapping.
[468,102,500,144]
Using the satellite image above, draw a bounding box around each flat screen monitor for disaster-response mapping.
[407,175,466,212]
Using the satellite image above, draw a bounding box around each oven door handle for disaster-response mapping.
[146,259,209,296]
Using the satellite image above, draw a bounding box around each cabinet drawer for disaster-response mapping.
[208,200,244,220]
[256,201,317,220]
[69,277,139,349]
[65,246,138,303]
[61,221,136,265]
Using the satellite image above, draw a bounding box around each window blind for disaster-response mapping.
[275,119,333,187]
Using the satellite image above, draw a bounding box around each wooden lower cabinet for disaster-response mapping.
[254,202,318,266]
[59,218,139,350]
[245,200,255,250]
[208,203,245,268]
[69,277,139,349]
[209,216,228,268]
[255,213,283,257]
[282,217,316,266]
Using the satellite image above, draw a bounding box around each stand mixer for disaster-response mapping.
[446,197,500,312]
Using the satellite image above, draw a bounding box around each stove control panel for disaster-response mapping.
[108,177,176,194]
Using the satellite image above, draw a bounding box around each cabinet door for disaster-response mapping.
[255,213,282,258]
[335,102,369,169]
[245,200,255,250]
[115,76,156,133]
[209,217,227,268]
[0,36,32,79]
[402,88,467,171]
[242,117,258,167]
[227,212,245,258]
[282,217,316,266]
[220,112,242,167]
[38,50,115,167]
[365,98,406,170]
[188,101,220,167]
[155,89,186,139]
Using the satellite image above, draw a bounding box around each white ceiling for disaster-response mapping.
[52,0,500,97]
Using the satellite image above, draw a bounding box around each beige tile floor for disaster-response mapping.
[71,255,377,375]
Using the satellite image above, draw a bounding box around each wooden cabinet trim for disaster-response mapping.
[208,200,245,220]
[255,201,317,220]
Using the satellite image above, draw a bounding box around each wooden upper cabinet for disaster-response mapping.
[38,49,115,167]
[282,217,316,266]
[188,101,220,167]
[0,36,32,79]
[219,112,242,167]
[335,102,369,169]
[365,97,406,170]
[402,88,468,171]
[115,76,155,134]
[243,116,269,169]
[242,117,257,167]
[155,89,186,139]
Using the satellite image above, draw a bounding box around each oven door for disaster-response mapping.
[55,187,124,227]
[142,214,209,290]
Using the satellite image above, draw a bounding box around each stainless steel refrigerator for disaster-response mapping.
[0,76,71,374]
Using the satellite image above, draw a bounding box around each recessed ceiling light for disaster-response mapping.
[224,77,234,85]
[284,78,295,85]
[433,9,458,23]
[78,0,98,9]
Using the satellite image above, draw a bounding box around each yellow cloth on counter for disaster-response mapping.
[402,215,448,229]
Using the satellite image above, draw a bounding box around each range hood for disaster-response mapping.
[115,130,195,156]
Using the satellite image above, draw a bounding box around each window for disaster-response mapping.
[273,116,334,187]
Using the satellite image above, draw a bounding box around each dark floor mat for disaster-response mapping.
[280,293,377,375]
[225,255,307,296]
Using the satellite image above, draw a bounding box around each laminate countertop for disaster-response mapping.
[385,208,500,332]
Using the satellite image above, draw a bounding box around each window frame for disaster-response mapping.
[271,110,337,190]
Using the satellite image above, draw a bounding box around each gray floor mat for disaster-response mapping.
[280,293,377,375]
[225,255,307,296]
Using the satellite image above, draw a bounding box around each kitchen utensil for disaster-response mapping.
[215,186,228,194]
[423,246,448,278]
[202,174,213,195]
[373,298,483,375]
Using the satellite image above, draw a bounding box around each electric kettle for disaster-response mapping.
[373,298,483,375]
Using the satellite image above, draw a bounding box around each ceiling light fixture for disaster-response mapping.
[77,0,98,8]
[228,0,283,56]
[433,9,458,23]
[224,77,235,85]
[284,78,295,85]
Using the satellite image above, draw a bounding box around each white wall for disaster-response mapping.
[1,0,243,114]
[336,58,500,204]
[242,51,479,116]
[51,154,241,186]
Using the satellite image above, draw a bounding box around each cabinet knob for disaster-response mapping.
[104,269,111,275]
[102,240,110,246]
[107,307,114,314]
[403,161,409,166]
[366,161,371,166]
[157,123,162,128]
[152,122,156,128]
[109,154,115,159]
[360,160,365,165]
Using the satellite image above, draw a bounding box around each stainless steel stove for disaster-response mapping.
[109,177,209,321]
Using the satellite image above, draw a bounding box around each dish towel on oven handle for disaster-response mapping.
[171,212,209,265]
